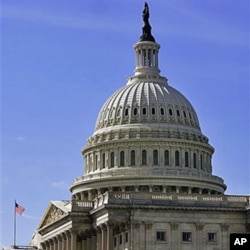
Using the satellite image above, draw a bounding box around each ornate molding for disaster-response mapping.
[42,205,66,227]
[170,222,178,230]
[145,222,152,230]
[220,223,229,232]
[195,223,204,231]
[132,222,140,229]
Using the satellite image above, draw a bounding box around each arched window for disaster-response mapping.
[120,151,125,167]
[169,108,173,116]
[131,150,135,166]
[142,107,147,115]
[152,107,156,115]
[95,155,98,170]
[160,108,164,115]
[142,150,147,165]
[134,108,137,115]
[153,150,158,165]
[185,152,189,167]
[164,150,169,166]
[125,108,129,116]
[109,109,113,118]
[200,154,203,169]
[102,153,105,169]
[175,151,180,166]
[117,108,121,117]
[193,153,197,168]
[111,152,114,168]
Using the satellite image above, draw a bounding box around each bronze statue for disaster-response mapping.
[142,2,150,25]
[140,2,155,42]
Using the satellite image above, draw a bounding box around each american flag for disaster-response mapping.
[15,202,25,215]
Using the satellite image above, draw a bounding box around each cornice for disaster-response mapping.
[102,204,246,213]
[83,138,213,154]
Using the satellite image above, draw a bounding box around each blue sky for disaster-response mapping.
[1,0,249,246]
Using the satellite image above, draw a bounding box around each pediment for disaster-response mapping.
[39,200,71,229]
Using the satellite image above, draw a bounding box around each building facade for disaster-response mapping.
[31,3,250,250]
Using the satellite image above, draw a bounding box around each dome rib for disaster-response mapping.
[94,81,201,133]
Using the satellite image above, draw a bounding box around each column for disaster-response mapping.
[221,223,229,250]
[170,222,179,250]
[86,154,89,173]
[57,235,63,250]
[66,231,71,250]
[106,223,114,250]
[101,224,107,250]
[88,191,93,200]
[125,148,128,167]
[140,222,145,250]
[61,233,67,250]
[49,239,54,250]
[121,232,125,250]
[70,230,77,250]
[132,222,140,250]
[91,232,97,250]
[43,241,49,250]
[196,223,204,250]
[86,236,92,250]
[77,242,81,250]
[145,223,152,250]
[96,227,102,250]
[150,48,153,67]
[126,222,131,250]
[81,235,87,250]
[48,241,52,250]
[80,192,84,200]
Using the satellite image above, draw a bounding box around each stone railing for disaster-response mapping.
[92,192,250,209]
[72,168,224,185]
[71,200,93,211]
[72,192,249,211]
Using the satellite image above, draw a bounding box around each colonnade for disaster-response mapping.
[84,146,212,174]
[72,185,221,202]
[40,222,129,250]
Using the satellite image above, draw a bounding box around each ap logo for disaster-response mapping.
[230,234,250,250]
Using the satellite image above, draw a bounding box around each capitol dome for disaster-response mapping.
[95,76,201,134]
[70,4,226,200]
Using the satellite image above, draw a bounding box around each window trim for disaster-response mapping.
[156,231,166,242]
[110,152,115,168]
[207,232,217,244]
[142,149,147,166]
[185,152,189,167]
[175,150,180,166]
[131,150,136,166]
[182,232,192,243]
[120,151,125,167]
[153,149,158,165]
[164,150,170,166]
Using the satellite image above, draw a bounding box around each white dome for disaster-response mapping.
[95,79,200,134]
[70,12,226,197]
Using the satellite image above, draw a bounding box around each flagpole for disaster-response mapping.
[14,199,16,247]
